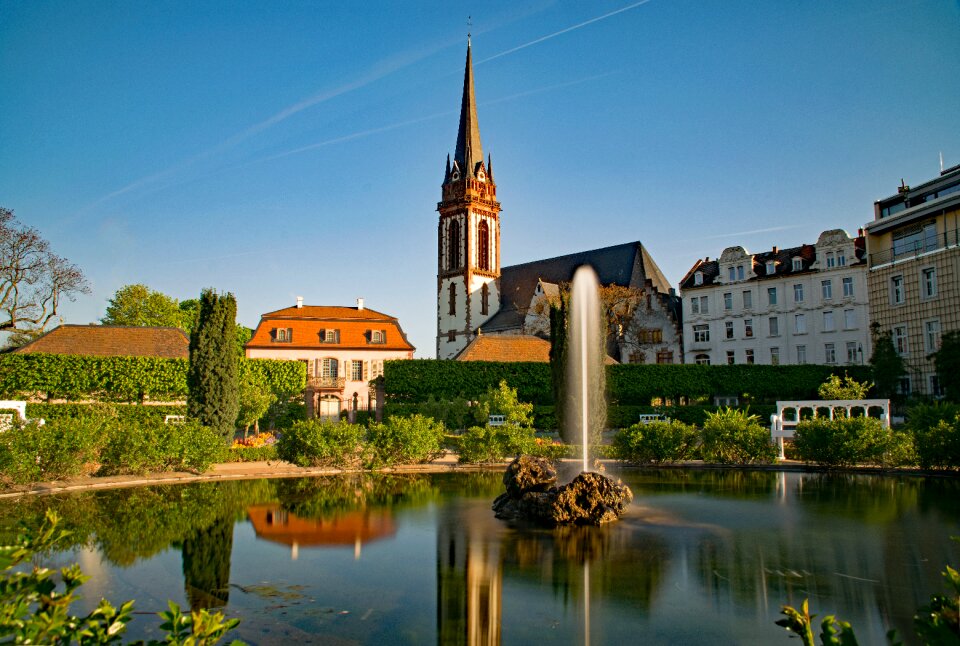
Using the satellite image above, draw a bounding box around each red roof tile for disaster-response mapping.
[246,305,415,351]
[14,325,189,358]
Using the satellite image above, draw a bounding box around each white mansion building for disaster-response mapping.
[679,229,871,366]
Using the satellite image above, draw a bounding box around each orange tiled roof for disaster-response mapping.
[456,335,552,362]
[14,325,189,358]
[246,305,415,351]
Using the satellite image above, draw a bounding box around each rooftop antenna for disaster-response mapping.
[941,151,945,173]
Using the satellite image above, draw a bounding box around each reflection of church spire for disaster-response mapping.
[453,38,483,179]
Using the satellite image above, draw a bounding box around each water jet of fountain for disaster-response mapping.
[567,265,605,473]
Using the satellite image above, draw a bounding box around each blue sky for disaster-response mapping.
[2,0,959,357]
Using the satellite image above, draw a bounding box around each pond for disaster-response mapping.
[3,468,959,645]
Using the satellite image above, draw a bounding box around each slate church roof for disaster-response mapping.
[480,241,673,333]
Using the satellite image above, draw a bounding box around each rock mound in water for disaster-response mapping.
[492,455,632,526]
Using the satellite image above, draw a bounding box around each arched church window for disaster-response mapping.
[478,220,490,271]
[481,283,489,315]
[448,283,457,315]
[447,220,461,270]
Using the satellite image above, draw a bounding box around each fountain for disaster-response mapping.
[493,266,632,525]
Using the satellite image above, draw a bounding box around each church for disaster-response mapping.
[436,40,682,363]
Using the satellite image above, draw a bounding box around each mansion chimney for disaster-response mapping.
[296,296,303,309]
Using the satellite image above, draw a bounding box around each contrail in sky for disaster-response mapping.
[702,225,803,240]
[476,0,655,64]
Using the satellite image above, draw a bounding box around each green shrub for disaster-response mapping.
[701,408,777,465]
[225,445,278,462]
[166,421,228,472]
[613,420,700,464]
[457,424,537,464]
[472,380,535,428]
[98,419,225,475]
[529,436,573,459]
[24,402,187,424]
[0,415,107,484]
[907,403,960,470]
[416,395,472,430]
[793,416,914,468]
[276,418,366,468]
[266,398,306,430]
[366,414,446,466]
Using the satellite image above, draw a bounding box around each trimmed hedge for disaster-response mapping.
[384,360,871,406]
[0,354,306,402]
[25,403,186,424]
[793,417,915,468]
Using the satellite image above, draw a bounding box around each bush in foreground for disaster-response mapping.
[458,424,538,464]
[701,408,777,465]
[613,420,700,464]
[0,416,107,484]
[366,414,446,467]
[793,416,913,468]
[276,418,365,468]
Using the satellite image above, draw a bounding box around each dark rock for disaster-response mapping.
[502,455,557,498]
[493,456,632,526]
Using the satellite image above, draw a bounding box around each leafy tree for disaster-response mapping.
[187,289,240,438]
[472,380,535,428]
[870,324,906,399]
[0,207,89,338]
[818,373,872,400]
[102,283,184,327]
[236,373,274,438]
[933,330,960,402]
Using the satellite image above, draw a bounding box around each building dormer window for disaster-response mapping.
[694,271,703,286]
[319,329,340,344]
[825,252,835,268]
[274,327,293,343]
[369,330,386,344]
[765,260,776,275]
[737,265,745,280]
[728,267,736,282]
[837,251,846,266]
[792,257,803,271]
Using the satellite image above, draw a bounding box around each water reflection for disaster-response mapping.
[248,505,396,559]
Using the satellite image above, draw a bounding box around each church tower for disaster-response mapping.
[437,38,501,359]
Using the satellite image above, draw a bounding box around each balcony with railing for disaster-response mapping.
[869,228,959,266]
[307,376,346,390]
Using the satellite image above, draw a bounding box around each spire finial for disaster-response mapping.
[467,16,472,45]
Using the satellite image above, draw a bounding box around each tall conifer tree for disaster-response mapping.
[549,298,568,437]
[187,289,239,437]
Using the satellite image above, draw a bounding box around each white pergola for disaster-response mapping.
[770,399,891,459]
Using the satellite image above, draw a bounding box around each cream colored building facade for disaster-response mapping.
[680,230,871,367]
[864,165,960,396]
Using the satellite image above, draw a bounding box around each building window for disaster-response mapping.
[925,319,941,353]
[447,219,461,270]
[837,251,846,266]
[846,341,859,364]
[694,324,710,343]
[930,375,943,398]
[694,271,703,286]
[726,350,735,365]
[448,283,457,315]
[481,283,489,315]
[825,343,836,364]
[728,267,736,282]
[842,277,854,297]
[769,316,779,337]
[351,360,363,381]
[797,345,807,364]
[629,352,645,364]
[767,287,777,305]
[700,296,708,313]
[321,358,339,379]
[478,220,491,271]
[770,347,780,365]
[370,330,385,344]
[891,275,905,305]
[725,321,734,339]
[793,284,804,303]
[766,260,776,274]
[690,297,699,314]
[745,348,755,364]
[319,329,340,344]
[792,258,803,271]
[921,267,937,298]
[893,325,908,355]
[744,319,753,338]
[724,292,733,310]
[844,309,856,329]
[742,290,752,309]
[893,221,937,257]
[825,252,835,268]
[656,350,674,364]
[275,327,292,343]
[821,279,832,300]
[795,314,806,334]
[638,329,663,343]
[737,265,745,280]
[823,310,834,332]
[897,376,912,396]
[695,353,710,365]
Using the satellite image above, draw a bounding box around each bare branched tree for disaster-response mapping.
[0,207,90,337]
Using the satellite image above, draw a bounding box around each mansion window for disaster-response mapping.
[925,320,941,353]
[842,277,854,297]
[724,292,733,310]
[794,313,806,334]
[369,330,386,344]
[725,321,734,339]
[893,325,908,355]
[694,324,710,343]
[742,290,752,309]
[825,343,836,364]
[770,347,780,365]
[891,275,905,305]
[844,309,856,329]
[793,284,804,303]
[274,327,293,343]
[351,360,364,381]
[447,219,461,270]
[768,316,779,337]
[656,350,673,364]
[823,310,835,332]
[744,319,753,338]
[449,283,457,315]
[695,353,710,365]
[767,287,777,305]
[638,328,663,344]
[797,345,807,364]
[319,329,340,344]
[321,358,339,379]
[846,341,859,364]
[922,267,937,298]
[726,350,735,365]
[821,279,832,300]
[745,348,755,364]
[478,220,491,271]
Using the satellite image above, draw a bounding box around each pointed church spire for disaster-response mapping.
[487,153,493,181]
[454,38,483,179]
